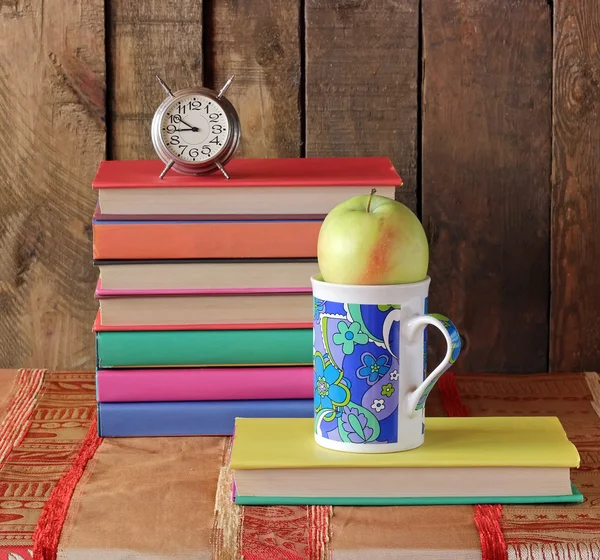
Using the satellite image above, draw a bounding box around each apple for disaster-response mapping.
[317,189,429,285]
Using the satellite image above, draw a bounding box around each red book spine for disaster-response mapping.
[92,220,321,259]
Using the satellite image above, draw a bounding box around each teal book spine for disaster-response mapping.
[96,328,313,368]
[234,484,583,506]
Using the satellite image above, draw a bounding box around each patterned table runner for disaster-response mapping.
[1,369,599,560]
[0,370,95,560]
[458,373,600,559]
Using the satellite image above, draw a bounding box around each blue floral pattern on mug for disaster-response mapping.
[314,351,350,421]
[332,321,368,354]
[313,301,401,444]
[313,298,326,321]
[356,352,390,385]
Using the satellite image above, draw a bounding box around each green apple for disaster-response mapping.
[317,190,429,285]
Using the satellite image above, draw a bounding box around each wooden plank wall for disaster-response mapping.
[422,0,552,373]
[0,0,598,373]
[551,0,600,372]
[0,0,105,369]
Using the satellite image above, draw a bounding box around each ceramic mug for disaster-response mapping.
[311,275,461,453]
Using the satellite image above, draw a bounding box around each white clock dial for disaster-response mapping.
[160,94,230,163]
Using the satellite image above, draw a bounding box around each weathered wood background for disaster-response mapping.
[0,0,598,373]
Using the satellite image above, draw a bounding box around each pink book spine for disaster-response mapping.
[96,367,314,402]
[98,287,312,296]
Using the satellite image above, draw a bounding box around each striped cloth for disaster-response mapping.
[0,370,599,560]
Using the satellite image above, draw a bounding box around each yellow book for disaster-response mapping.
[230,416,581,506]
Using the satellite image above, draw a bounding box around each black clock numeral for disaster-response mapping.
[179,145,188,155]
[170,135,180,146]
[209,113,222,123]
[169,114,182,124]
[201,145,212,156]
[211,124,224,134]
[204,103,211,113]
[165,124,176,134]
[188,100,201,110]
[189,148,199,158]
[209,136,222,146]
[177,103,186,115]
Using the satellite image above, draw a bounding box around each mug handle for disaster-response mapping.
[383,310,461,418]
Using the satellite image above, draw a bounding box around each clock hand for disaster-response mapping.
[175,128,198,132]
[178,117,198,131]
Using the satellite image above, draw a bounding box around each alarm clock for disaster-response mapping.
[151,75,241,179]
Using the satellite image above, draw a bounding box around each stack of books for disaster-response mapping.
[229,416,583,505]
[91,157,400,437]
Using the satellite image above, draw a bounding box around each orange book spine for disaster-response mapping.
[93,221,321,259]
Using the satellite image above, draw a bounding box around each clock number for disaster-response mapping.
[204,103,211,113]
[179,145,188,155]
[177,103,186,115]
[212,124,224,134]
[170,135,180,146]
[169,114,182,124]
[189,148,199,158]
[201,145,212,156]
[209,137,222,146]
[188,100,201,110]
[209,113,221,123]
[165,124,176,134]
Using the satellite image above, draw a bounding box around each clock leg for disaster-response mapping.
[156,75,174,98]
[159,160,175,179]
[215,161,230,180]
[217,75,235,100]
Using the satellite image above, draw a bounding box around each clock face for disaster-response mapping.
[160,94,230,163]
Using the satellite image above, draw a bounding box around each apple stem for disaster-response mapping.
[366,188,377,213]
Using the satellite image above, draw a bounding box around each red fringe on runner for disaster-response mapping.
[32,418,103,560]
[438,371,508,560]
[308,504,331,560]
[474,504,506,560]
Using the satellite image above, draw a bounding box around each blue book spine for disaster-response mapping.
[97,399,314,437]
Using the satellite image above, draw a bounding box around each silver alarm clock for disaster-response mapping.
[151,75,241,179]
